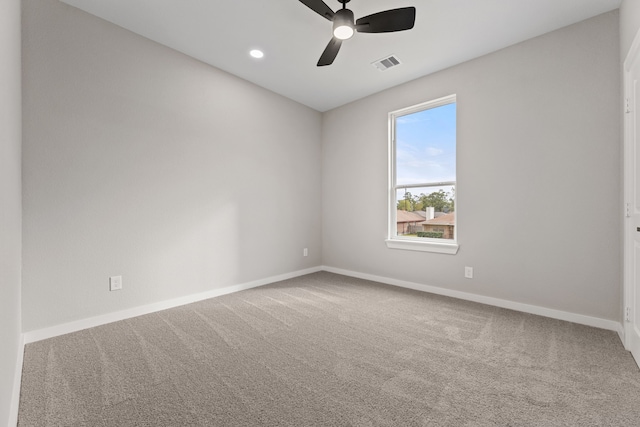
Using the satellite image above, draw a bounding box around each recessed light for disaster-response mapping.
[250,49,264,59]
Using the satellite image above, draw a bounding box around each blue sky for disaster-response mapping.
[396,102,456,187]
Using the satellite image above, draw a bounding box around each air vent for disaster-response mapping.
[372,55,402,71]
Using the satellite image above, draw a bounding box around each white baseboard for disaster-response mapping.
[8,333,24,427]
[322,265,623,333]
[23,266,322,344]
[616,323,625,347]
[22,264,623,346]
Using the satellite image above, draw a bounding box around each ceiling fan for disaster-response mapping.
[299,0,416,66]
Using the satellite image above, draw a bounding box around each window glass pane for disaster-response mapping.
[395,185,455,240]
[396,103,456,187]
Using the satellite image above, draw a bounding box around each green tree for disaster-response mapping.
[397,191,415,211]
[418,189,455,213]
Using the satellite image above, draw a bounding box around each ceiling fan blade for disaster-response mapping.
[356,7,416,33]
[299,0,335,21]
[317,37,342,66]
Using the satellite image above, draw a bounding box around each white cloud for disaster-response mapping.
[425,147,443,156]
[396,141,454,185]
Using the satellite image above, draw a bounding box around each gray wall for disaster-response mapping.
[22,0,323,332]
[0,0,22,423]
[19,0,626,335]
[322,12,621,321]
[620,0,640,58]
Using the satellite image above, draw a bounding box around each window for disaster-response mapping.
[387,94,458,254]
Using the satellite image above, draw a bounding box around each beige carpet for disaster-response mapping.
[18,272,640,426]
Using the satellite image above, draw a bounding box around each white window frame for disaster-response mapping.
[386,94,459,255]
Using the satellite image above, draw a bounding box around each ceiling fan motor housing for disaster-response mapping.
[333,9,354,29]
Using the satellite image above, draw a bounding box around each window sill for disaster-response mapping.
[385,238,459,254]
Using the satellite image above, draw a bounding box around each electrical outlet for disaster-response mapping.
[109,275,122,291]
[303,248,308,257]
[464,266,473,279]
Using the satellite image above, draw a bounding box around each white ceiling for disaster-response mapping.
[60,0,621,112]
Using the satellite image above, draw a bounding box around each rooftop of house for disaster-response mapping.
[421,212,455,226]
[396,210,426,223]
